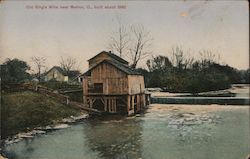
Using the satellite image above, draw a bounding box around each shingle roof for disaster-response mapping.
[88,51,129,65]
[83,59,142,76]
[44,66,67,76]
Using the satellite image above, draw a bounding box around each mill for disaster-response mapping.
[82,51,150,115]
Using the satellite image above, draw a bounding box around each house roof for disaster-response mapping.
[44,66,67,76]
[82,59,142,76]
[44,66,81,78]
[88,51,129,65]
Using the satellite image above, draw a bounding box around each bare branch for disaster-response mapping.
[60,56,78,73]
[129,24,153,68]
[108,18,129,58]
[30,56,46,82]
[170,46,194,70]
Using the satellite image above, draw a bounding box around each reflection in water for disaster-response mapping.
[3,138,35,159]
[83,115,143,159]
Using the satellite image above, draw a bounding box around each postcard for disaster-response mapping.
[0,1,249,159]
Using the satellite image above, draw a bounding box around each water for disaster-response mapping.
[3,105,250,159]
[231,84,250,97]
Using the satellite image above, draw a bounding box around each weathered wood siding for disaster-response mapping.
[128,75,145,95]
[90,62,128,94]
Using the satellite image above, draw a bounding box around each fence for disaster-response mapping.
[2,83,69,105]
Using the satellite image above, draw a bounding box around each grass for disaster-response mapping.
[1,91,80,139]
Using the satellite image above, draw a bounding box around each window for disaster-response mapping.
[93,83,103,93]
[53,71,58,78]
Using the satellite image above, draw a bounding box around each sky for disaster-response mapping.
[0,0,249,73]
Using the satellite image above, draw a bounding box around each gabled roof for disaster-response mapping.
[44,66,81,79]
[44,66,67,76]
[88,51,129,65]
[83,59,141,76]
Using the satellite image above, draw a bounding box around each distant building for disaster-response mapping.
[43,66,81,83]
[82,51,148,115]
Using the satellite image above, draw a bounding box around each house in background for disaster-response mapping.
[82,51,148,115]
[43,66,81,83]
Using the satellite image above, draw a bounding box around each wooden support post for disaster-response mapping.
[112,98,114,113]
[82,76,88,104]
[66,97,69,105]
[131,95,134,113]
[127,95,130,113]
[89,98,93,108]
[114,98,116,113]
[113,98,116,113]
[108,99,111,112]
[137,95,140,111]
[110,98,112,113]
[142,94,145,107]
[104,98,107,111]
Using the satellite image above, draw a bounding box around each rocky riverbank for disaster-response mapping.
[3,113,89,146]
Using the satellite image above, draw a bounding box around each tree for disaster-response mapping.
[108,18,129,58]
[146,55,172,72]
[31,56,46,82]
[108,20,153,68]
[170,46,194,71]
[129,24,153,68]
[198,50,220,69]
[1,58,30,83]
[59,56,78,74]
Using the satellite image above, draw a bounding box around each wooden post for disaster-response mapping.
[83,76,88,104]
[114,98,116,113]
[89,98,93,108]
[137,95,140,111]
[142,94,145,107]
[104,98,107,111]
[66,97,69,105]
[113,98,116,113]
[131,95,134,113]
[108,99,111,112]
[127,95,130,113]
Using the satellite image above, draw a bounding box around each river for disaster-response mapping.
[3,104,250,159]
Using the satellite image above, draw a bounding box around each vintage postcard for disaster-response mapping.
[0,1,249,159]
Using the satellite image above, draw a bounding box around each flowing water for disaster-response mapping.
[3,104,250,159]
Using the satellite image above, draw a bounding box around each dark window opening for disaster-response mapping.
[93,83,103,93]
[134,95,137,112]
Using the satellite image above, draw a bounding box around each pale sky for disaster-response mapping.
[0,0,249,73]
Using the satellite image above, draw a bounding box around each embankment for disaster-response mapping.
[1,91,81,139]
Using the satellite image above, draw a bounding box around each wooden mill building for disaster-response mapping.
[82,51,149,115]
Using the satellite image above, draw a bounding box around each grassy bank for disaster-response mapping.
[1,91,80,139]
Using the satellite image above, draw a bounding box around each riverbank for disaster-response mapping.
[1,91,85,139]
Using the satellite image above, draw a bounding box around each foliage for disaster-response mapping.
[141,48,247,93]
[1,58,31,83]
